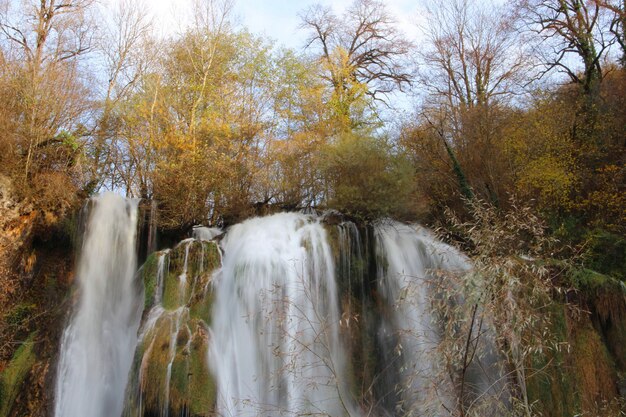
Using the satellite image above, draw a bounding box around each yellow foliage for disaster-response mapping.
[576,164,626,232]
[516,155,577,208]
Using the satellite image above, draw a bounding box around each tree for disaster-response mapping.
[419,0,529,109]
[320,132,415,220]
[408,0,527,209]
[90,0,153,193]
[0,0,95,211]
[519,0,614,94]
[300,0,411,129]
[595,0,626,65]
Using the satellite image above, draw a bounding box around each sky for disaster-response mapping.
[145,0,424,50]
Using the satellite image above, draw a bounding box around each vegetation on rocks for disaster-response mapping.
[125,240,220,417]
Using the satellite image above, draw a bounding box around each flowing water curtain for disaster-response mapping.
[210,213,357,416]
[374,221,509,416]
[54,193,142,417]
[100,210,508,416]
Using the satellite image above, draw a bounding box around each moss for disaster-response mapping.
[163,321,215,416]
[570,322,619,414]
[138,317,175,414]
[188,324,216,415]
[526,297,625,417]
[189,290,213,324]
[526,303,579,417]
[169,330,191,413]
[4,303,36,327]
[142,252,159,311]
[0,333,37,417]
[161,241,219,311]
[582,229,626,280]
[571,268,616,292]
[128,238,221,416]
[568,267,626,372]
[202,241,221,272]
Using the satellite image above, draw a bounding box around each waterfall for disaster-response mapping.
[51,205,504,417]
[210,212,355,416]
[374,221,471,415]
[54,193,142,417]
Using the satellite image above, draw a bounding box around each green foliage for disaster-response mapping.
[57,131,80,152]
[321,133,415,221]
[0,333,36,417]
[582,229,626,280]
[4,304,36,328]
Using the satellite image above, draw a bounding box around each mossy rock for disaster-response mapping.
[526,303,579,417]
[125,238,220,416]
[569,268,626,371]
[161,241,220,311]
[526,299,625,416]
[168,321,215,416]
[140,316,174,411]
[188,324,216,415]
[571,322,619,413]
[0,333,37,417]
[141,252,159,311]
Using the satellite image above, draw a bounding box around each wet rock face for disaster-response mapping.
[124,239,220,417]
[0,175,76,417]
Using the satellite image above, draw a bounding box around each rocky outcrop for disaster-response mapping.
[0,176,76,417]
[124,239,221,417]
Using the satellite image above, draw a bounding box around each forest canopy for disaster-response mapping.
[0,0,623,269]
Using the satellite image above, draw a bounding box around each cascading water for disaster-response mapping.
[52,204,503,417]
[54,192,142,417]
[210,213,356,416]
[374,221,471,415]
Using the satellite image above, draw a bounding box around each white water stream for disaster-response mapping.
[54,193,142,417]
[210,213,355,416]
[375,221,471,414]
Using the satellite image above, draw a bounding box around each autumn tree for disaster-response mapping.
[108,0,294,227]
[263,50,329,209]
[0,0,95,211]
[404,0,528,211]
[88,0,153,194]
[300,0,411,130]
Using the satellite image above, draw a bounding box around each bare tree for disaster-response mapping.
[413,0,527,205]
[92,0,153,193]
[300,0,412,126]
[595,0,626,64]
[518,0,615,94]
[419,0,529,110]
[0,0,95,71]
